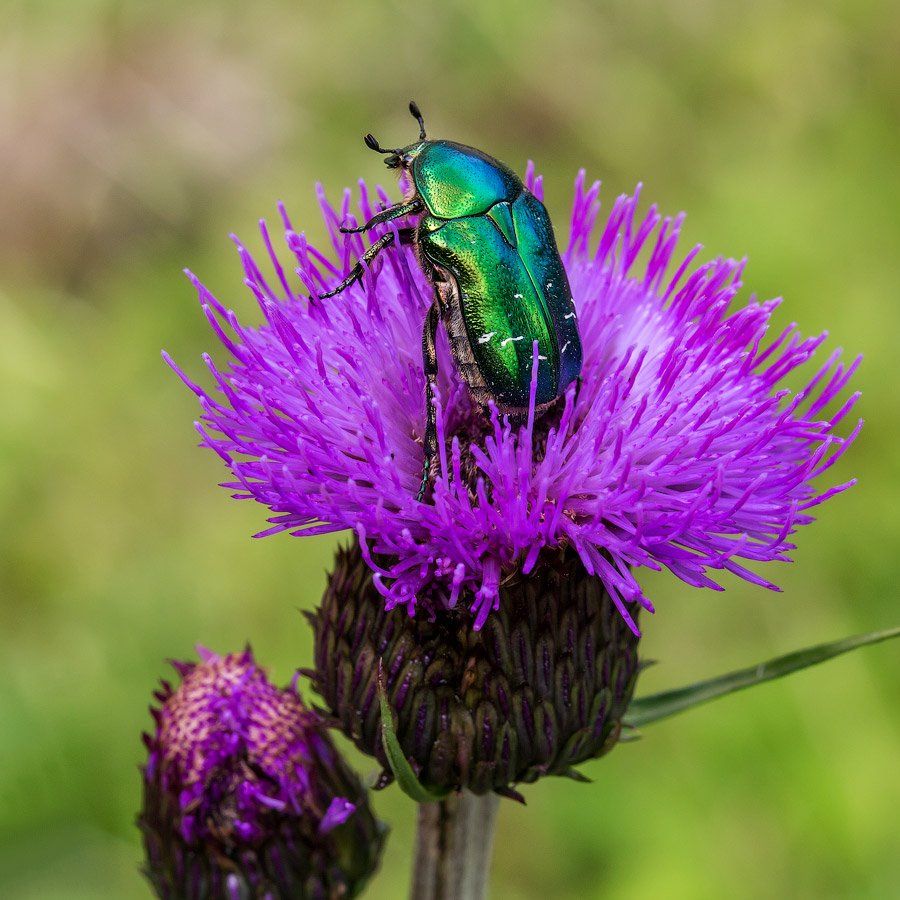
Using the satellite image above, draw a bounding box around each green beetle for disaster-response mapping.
[320,102,583,500]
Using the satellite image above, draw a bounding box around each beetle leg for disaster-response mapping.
[317,232,395,299]
[340,199,422,233]
[417,301,440,502]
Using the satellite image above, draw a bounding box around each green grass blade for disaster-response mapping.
[377,661,448,803]
[625,626,900,728]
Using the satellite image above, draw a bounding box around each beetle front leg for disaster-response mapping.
[340,199,422,234]
[317,232,395,299]
[417,301,440,502]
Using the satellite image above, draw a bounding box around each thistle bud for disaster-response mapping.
[139,647,385,899]
[310,541,641,797]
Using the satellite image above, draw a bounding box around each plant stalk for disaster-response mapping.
[410,792,500,900]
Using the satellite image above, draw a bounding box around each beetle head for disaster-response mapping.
[363,101,427,170]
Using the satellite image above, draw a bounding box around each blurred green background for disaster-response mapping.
[2,1,898,897]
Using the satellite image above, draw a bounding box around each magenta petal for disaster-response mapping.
[320,797,356,834]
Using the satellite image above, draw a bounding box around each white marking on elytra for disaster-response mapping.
[513,293,523,299]
[538,355,548,361]
[561,341,571,354]
[478,332,497,344]
[564,312,577,320]
[546,281,553,288]
[501,335,525,347]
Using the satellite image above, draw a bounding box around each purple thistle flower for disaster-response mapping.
[168,169,860,635]
[139,647,384,899]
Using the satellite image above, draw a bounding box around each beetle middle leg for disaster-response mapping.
[417,301,440,502]
[317,228,415,299]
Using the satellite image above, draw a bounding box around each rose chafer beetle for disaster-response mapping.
[320,102,583,500]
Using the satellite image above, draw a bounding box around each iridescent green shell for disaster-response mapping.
[411,141,520,218]
[411,141,582,409]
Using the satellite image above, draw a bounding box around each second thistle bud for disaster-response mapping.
[310,540,641,797]
[139,647,385,899]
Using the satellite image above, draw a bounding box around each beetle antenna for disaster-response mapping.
[363,133,400,155]
[409,100,426,140]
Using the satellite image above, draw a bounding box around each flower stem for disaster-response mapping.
[410,792,500,900]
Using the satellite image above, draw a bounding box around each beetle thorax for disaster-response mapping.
[410,141,522,219]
